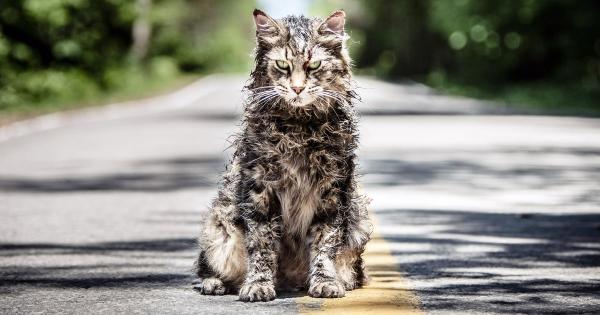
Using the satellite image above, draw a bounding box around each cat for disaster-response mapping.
[193,9,371,302]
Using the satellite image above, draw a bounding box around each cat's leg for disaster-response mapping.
[307,218,347,298]
[238,215,281,302]
[336,195,371,290]
[194,248,227,295]
[237,180,282,302]
[335,249,360,291]
[195,207,247,295]
[193,276,227,295]
[335,248,370,291]
[307,188,371,297]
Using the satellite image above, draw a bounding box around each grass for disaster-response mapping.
[428,78,600,117]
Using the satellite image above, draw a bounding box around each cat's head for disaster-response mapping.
[249,9,352,110]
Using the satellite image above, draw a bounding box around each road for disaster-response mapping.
[1,75,599,314]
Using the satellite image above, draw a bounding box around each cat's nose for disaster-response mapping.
[291,86,305,95]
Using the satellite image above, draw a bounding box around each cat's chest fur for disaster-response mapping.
[263,122,342,238]
[277,154,321,237]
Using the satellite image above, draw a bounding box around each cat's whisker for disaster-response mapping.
[320,92,346,105]
[250,86,278,91]
[251,89,277,96]
[252,91,279,103]
[255,93,280,110]
[322,89,348,100]
[258,96,277,107]
[255,97,277,110]
[257,91,279,100]
[253,91,278,100]
[326,92,349,105]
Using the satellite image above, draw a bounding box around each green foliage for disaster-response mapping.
[353,0,438,77]
[149,0,255,72]
[357,0,600,85]
[357,1,600,79]
[355,0,600,112]
[0,0,255,114]
[427,0,600,84]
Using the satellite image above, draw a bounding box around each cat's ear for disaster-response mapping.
[318,10,345,35]
[253,9,281,39]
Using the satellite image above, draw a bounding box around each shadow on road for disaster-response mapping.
[373,208,600,314]
[0,157,224,192]
[0,238,197,291]
[0,238,196,254]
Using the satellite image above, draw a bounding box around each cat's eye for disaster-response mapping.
[275,60,289,70]
[308,60,321,70]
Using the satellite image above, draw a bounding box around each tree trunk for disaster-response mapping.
[132,0,152,62]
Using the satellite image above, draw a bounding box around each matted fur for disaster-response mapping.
[194,9,372,302]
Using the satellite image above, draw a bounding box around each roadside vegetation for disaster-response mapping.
[352,0,600,115]
[0,0,255,120]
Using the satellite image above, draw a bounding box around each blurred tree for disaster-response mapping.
[132,0,152,62]
[0,0,135,108]
[355,0,442,77]
[0,0,255,111]
[356,0,600,87]
[428,0,600,84]
[150,0,255,73]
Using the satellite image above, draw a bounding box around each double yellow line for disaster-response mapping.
[296,215,423,314]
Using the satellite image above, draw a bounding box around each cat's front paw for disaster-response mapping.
[238,281,276,302]
[308,279,346,298]
[194,277,227,295]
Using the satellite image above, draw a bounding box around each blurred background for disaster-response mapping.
[1,0,599,121]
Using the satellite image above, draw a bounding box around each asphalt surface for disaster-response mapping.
[1,75,599,314]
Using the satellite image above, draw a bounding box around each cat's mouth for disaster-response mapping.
[285,94,317,108]
[286,95,306,107]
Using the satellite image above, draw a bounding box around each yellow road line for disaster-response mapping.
[297,214,423,314]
